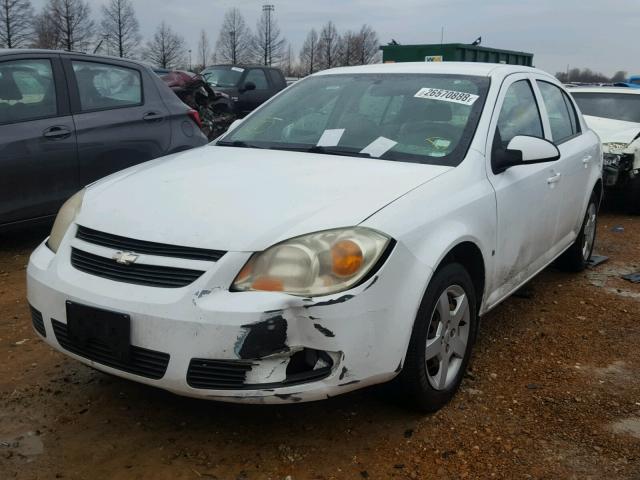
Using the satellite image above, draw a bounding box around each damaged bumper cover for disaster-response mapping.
[27,239,428,403]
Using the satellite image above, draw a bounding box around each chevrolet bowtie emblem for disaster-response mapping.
[112,251,139,265]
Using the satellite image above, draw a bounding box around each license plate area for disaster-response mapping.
[66,301,131,362]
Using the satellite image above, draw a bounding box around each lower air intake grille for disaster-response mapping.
[52,319,169,379]
[30,305,46,337]
[187,359,254,389]
[71,248,204,288]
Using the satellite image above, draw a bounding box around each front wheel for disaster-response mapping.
[398,263,478,412]
[557,193,598,272]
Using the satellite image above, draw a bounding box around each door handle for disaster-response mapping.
[143,111,164,122]
[43,126,71,140]
[547,172,562,185]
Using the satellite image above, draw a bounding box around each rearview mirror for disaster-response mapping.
[240,81,256,92]
[494,135,560,173]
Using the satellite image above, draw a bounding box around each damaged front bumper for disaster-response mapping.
[26,238,428,403]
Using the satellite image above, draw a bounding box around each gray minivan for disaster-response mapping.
[0,49,208,231]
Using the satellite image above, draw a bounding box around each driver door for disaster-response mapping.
[485,74,563,306]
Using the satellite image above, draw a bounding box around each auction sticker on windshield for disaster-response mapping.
[414,88,479,106]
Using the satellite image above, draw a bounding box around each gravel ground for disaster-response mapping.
[1,211,639,480]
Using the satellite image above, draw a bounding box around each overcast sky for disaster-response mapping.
[32,0,638,76]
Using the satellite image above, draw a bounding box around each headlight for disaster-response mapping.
[46,189,85,253]
[603,152,621,167]
[232,227,391,296]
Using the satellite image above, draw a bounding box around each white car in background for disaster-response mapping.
[570,87,640,213]
[27,62,602,411]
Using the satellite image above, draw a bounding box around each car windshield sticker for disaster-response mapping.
[360,136,398,158]
[317,129,345,147]
[414,88,479,106]
[231,67,245,73]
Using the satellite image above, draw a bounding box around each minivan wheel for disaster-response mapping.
[398,263,477,412]
[557,193,598,272]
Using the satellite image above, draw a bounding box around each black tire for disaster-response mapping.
[557,192,599,272]
[398,263,478,412]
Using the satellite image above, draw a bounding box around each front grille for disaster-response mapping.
[71,248,204,288]
[187,359,253,389]
[30,305,46,337]
[76,225,226,262]
[52,319,169,379]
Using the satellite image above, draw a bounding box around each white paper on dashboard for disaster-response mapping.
[360,136,398,158]
[316,129,345,147]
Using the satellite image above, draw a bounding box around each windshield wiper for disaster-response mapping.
[267,145,372,158]
[216,140,265,149]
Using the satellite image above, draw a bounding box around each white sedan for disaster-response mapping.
[27,62,602,410]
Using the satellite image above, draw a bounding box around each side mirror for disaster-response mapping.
[240,81,256,93]
[494,135,560,173]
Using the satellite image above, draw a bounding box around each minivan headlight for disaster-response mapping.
[47,189,85,253]
[231,227,391,296]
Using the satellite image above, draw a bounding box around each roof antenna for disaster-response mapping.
[471,36,482,46]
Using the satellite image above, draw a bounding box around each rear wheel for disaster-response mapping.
[557,193,598,272]
[398,263,477,412]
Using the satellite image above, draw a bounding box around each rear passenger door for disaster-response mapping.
[62,56,171,185]
[534,79,593,248]
[236,68,273,115]
[0,54,78,225]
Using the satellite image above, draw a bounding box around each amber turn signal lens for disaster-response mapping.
[251,276,284,291]
[235,261,253,283]
[332,240,363,277]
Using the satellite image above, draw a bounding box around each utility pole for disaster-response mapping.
[263,4,274,66]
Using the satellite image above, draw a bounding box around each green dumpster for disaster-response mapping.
[380,43,533,66]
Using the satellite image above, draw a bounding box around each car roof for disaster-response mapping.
[315,62,553,80]
[568,86,640,95]
[203,64,278,70]
[0,48,150,68]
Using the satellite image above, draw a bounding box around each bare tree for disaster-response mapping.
[46,0,94,52]
[143,21,186,69]
[338,30,358,66]
[0,0,33,49]
[299,28,318,75]
[280,42,295,76]
[100,0,140,58]
[354,24,379,65]
[611,70,628,83]
[317,21,340,70]
[215,8,252,65]
[196,29,211,71]
[252,4,285,66]
[32,11,59,49]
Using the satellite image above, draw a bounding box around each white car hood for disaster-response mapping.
[583,115,640,145]
[79,146,451,251]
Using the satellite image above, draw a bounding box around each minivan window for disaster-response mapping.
[537,81,576,143]
[220,73,490,166]
[245,69,269,90]
[72,61,142,111]
[0,59,57,124]
[495,80,543,147]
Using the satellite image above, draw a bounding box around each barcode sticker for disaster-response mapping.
[414,88,479,106]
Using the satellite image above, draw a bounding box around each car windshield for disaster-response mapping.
[572,92,640,123]
[201,66,244,87]
[219,73,490,166]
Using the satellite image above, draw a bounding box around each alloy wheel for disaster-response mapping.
[582,202,597,262]
[424,285,471,390]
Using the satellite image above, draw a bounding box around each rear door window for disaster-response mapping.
[0,59,57,124]
[537,81,577,143]
[71,61,142,111]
